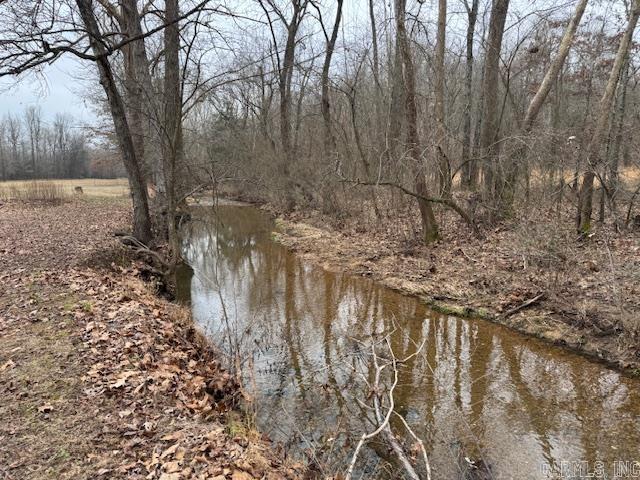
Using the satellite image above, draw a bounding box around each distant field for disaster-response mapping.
[0,178,129,200]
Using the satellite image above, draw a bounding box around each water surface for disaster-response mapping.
[178,204,640,479]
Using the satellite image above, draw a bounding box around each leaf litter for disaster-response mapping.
[0,199,303,479]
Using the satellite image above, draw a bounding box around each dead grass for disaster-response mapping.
[0,181,68,203]
[0,292,102,479]
[0,178,129,200]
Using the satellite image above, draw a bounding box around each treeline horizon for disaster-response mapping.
[0,106,125,181]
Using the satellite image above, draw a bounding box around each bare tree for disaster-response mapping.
[499,0,589,211]
[478,0,510,210]
[75,0,152,243]
[461,0,479,189]
[261,0,309,206]
[434,0,451,197]
[577,0,640,235]
[316,0,344,156]
[7,115,22,179]
[608,54,630,208]
[25,106,42,179]
[162,0,183,263]
[395,0,439,243]
[0,0,213,243]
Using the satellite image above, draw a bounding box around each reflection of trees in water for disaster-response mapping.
[181,206,640,479]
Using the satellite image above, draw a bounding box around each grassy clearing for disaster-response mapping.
[0,178,129,201]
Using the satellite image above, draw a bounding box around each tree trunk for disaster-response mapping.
[279,6,299,180]
[577,0,640,235]
[163,0,182,262]
[121,4,145,178]
[278,2,304,204]
[608,55,630,207]
[395,0,438,243]
[434,0,451,197]
[369,0,381,93]
[461,0,479,189]
[75,0,152,244]
[368,0,385,164]
[320,0,343,156]
[478,0,510,207]
[523,0,588,132]
[388,41,405,161]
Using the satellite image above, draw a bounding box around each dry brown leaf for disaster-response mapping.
[0,359,15,372]
[160,443,180,460]
[38,403,53,413]
[232,470,254,480]
[159,473,180,480]
[161,431,185,442]
[163,461,182,473]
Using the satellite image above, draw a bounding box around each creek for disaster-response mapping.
[177,202,640,479]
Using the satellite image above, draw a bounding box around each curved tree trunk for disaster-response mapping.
[577,0,640,235]
[76,0,152,244]
[499,0,589,212]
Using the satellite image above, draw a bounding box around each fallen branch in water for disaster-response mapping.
[393,411,432,480]
[345,337,431,480]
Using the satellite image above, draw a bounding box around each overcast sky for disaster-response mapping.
[0,55,94,125]
[0,0,617,128]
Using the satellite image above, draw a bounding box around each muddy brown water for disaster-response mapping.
[177,204,640,479]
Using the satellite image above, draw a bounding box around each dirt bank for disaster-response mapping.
[266,207,640,375]
[0,198,302,480]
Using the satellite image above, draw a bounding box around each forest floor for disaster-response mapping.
[0,197,302,480]
[264,200,640,374]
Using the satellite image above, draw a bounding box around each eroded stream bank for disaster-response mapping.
[179,203,640,479]
[0,199,301,480]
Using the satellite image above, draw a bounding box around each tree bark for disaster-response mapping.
[163,0,183,262]
[395,0,439,243]
[478,0,510,206]
[280,2,304,196]
[320,0,343,156]
[523,0,588,132]
[262,0,307,207]
[368,0,381,93]
[368,0,385,161]
[121,1,145,178]
[75,0,152,244]
[608,55,630,207]
[461,0,479,189]
[434,0,451,197]
[577,0,640,235]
